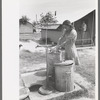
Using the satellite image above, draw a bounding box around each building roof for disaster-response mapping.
[20,21,36,30]
[58,9,95,23]
[25,22,35,27]
[40,24,61,30]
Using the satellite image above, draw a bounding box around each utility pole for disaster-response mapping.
[36,14,37,24]
[55,11,57,16]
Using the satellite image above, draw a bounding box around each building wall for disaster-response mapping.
[19,23,34,34]
[41,30,65,43]
[19,23,36,40]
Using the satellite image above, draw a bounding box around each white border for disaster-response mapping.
[2,0,19,100]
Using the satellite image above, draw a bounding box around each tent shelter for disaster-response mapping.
[73,10,95,46]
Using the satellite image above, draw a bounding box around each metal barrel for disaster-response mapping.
[54,60,74,92]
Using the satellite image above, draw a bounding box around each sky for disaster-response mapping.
[20,0,96,23]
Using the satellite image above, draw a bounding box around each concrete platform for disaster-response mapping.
[29,83,83,100]
[20,70,88,100]
[21,69,46,87]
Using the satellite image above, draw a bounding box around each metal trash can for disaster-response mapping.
[54,60,74,92]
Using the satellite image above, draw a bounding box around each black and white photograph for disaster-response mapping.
[19,0,97,100]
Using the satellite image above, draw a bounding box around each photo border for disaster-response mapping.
[98,0,99,100]
[1,0,98,100]
[0,0,2,99]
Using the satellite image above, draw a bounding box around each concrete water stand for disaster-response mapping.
[21,69,86,100]
[29,82,83,100]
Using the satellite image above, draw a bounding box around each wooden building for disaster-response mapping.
[19,22,36,40]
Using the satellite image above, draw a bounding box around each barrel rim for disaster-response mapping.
[54,60,74,66]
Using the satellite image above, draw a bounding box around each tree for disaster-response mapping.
[19,16,30,25]
[39,12,58,25]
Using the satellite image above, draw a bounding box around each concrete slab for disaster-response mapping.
[21,70,46,87]
[19,86,30,100]
[21,70,92,89]
[20,69,93,100]
[29,83,82,100]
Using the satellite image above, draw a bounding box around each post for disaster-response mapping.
[36,14,37,23]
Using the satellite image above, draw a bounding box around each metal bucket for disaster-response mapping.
[54,60,74,92]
